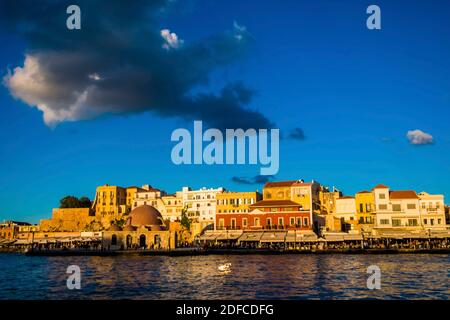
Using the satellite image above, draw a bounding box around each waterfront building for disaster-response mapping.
[0,221,30,239]
[215,191,262,230]
[126,186,147,212]
[373,184,421,229]
[335,196,357,231]
[102,204,173,249]
[92,184,127,217]
[180,186,225,228]
[355,191,376,232]
[317,186,343,232]
[418,192,447,230]
[263,181,297,200]
[133,186,166,209]
[216,199,313,231]
[39,208,98,232]
[216,191,262,214]
[157,193,183,222]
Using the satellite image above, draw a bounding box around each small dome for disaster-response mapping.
[129,205,165,229]
[123,224,137,232]
[108,224,122,231]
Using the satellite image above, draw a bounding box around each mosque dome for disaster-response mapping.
[129,205,165,230]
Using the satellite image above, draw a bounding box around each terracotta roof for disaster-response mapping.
[356,190,371,194]
[389,190,418,199]
[264,181,297,188]
[292,182,313,187]
[373,184,389,190]
[250,200,301,207]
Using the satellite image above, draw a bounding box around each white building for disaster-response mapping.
[373,184,421,229]
[133,187,165,209]
[180,186,225,227]
[418,192,446,230]
[335,196,357,230]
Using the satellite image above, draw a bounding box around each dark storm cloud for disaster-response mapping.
[288,127,306,140]
[0,0,274,129]
[231,175,274,185]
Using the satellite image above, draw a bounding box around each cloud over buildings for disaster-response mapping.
[0,0,274,130]
[232,175,275,185]
[406,129,434,145]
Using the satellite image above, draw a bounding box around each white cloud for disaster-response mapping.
[4,54,97,127]
[161,29,184,50]
[406,129,434,145]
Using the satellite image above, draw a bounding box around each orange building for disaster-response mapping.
[216,199,312,231]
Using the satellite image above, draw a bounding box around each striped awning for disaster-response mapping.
[260,232,287,243]
[238,232,264,242]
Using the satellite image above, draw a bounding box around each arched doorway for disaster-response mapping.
[126,235,132,248]
[154,235,161,249]
[139,234,146,248]
[111,234,117,246]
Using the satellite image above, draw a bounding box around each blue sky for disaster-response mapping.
[1,0,450,223]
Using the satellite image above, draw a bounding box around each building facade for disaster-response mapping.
[373,185,421,229]
[180,186,225,227]
[216,199,313,231]
[335,196,357,231]
[418,192,446,230]
[355,191,376,231]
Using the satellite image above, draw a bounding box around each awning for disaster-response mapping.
[344,234,363,241]
[199,233,218,241]
[238,232,263,242]
[13,239,31,245]
[323,234,345,242]
[260,232,287,243]
[285,232,318,242]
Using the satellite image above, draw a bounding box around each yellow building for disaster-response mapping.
[217,191,262,214]
[126,186,146,213]
[263,181,296,200]
[158,193,183,222]
[355,191,376,231]
[92,184,127,217]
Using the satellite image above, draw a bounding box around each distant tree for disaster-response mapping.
[78,197,92,208]
[180,206,191,230]
[60,196,80,208]
[59,196,91,208]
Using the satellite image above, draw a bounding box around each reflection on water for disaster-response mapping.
[0,253,448,300]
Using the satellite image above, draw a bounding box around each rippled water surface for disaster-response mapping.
[0,253,449,299]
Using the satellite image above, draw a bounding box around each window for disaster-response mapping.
[303,217,308,226]
[430,219,434,226]
[407,204,416,210]
[359,203,364,213]
[392,219,401,227]
[254,218,260,227]
[290,217,295,226]
[408,219,418,226]
[265,193,272,199]
[111,234,117,246]
[266,218,272,227]
[438,219,442,225]
[242,218,248,228]
[380,219,390,225]
[392,204,401,212]
[296,217,302,227]
[218,219,224,229]
[424,219,428,225]
[231,218,236,229]
[278,217,284,226]
[379,204,387,210]
[379,193,386,199]
[366,204,372,212]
